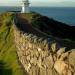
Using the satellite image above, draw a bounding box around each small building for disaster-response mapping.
[21,0,30,13]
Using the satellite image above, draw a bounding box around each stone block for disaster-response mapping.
[28,43,33,48]
[27,55,31,61]
[54,60,68,75]
[57,47,65,58]
[38,48,42,52]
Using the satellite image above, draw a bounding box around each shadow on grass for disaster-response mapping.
[16,52,29,75]
[0,60,12,75]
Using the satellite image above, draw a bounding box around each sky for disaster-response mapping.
[0,0,75,7]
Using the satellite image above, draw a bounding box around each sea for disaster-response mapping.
[0,6,75,26]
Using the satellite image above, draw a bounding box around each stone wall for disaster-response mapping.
[13,25,75,75]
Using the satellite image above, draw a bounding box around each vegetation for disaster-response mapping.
[18,12,41,23]
[30,13,75,41]
[0,12,24,75]
[17,12,75,48]
[15,12,75,75]
[0,11,75,75]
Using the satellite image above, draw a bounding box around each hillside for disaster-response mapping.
[31,13,75,41]
[0,12,75,75]
[16,12,75,40]
[16,12,75,48]
[0,12,24,75]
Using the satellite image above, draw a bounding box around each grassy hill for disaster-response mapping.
[0,12,47,75]
[0,12,75,75]
[14,12,75,75]
[0,12,24,75]
[17,12,75,41]
[31,14,75,41]
[17,12,75,48]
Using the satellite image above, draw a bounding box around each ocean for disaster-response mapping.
[0,6,75,26]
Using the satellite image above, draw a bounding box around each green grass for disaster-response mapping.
[0,12,42,75]
[18,12,41,23]
[0,12,74,75]
[0,12,24,75]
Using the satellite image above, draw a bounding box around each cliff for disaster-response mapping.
[0,12,75,75]
[31,13,75,41]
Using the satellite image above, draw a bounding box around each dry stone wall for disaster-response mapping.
[13,25,75,75]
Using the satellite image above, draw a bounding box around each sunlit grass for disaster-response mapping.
[0,12,24,75]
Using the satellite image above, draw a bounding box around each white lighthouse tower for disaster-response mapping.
[21,0,30,13]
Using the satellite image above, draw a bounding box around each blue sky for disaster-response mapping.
[0,0,75,7]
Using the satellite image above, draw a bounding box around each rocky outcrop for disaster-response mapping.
[13,25,75,75]
[14,26,54,75]
[12,13,75,75]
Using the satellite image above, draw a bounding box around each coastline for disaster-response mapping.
[0,6,75,26]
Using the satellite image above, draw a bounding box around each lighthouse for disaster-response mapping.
[21,0,30,13]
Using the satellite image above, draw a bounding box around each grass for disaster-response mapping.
[0,12,75,75]
[18,12,41,23]
[0,12,24,75]
[0,12,43,75]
